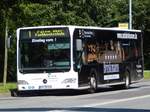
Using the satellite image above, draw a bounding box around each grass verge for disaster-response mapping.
[0,83,17,93]
[144,70,150,80]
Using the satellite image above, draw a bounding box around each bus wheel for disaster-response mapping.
[88,71,97,93]
[124,71,130,89]
[11,89,23,97]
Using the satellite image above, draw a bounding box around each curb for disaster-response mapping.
[0,92,11,97]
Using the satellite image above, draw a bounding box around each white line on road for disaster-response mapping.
[44,95,150,112]
[81,94,150,107]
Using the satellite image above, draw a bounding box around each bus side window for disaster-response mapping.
[115,41,125,61]
[110,40,115,51]
[133,41,139,57]
[86,43,97,63]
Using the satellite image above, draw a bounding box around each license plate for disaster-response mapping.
[39,85,52,89]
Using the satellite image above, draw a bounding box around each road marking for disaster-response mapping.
[46,110,75,112]
[81,94,150,107]
[46,110,66,112]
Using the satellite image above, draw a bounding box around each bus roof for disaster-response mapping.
[17,25,141,32]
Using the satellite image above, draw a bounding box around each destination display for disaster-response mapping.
[20,28,69,38]
[78,29,95,38]
[35,29,65,37]
[117,33,137,39]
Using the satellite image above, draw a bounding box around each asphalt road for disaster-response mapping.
[0,80,150,112]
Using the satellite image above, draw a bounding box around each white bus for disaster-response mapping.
[17,25,143,93]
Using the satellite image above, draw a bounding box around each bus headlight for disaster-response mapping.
[18,80,29,85]
[62,78,76,84]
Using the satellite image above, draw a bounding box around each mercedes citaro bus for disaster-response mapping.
[16,25,143,93]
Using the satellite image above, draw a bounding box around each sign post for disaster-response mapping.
[129,0,132,29]
[118,23,129,29]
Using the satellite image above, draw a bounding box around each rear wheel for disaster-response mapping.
[111,71,130,89]
[124,71,130,89]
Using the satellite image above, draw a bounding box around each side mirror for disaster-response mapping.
[76,39,82,51]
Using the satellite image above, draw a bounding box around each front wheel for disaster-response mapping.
[88,71,97,93]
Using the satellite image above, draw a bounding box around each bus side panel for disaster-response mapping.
[79,63,125,86]
[102,63,125,84]
[131,58,144,82]
[78,65,91,87]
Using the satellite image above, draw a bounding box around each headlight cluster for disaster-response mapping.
[18,80,29,85]
[62,78,76,84]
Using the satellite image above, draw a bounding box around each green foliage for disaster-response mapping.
[144,71,150,79]
[0,83,16,93]
[18,3,54,26]
[0,0,150,82]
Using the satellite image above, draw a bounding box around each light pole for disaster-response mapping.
[3,15,8,86]
[129,0,132,29]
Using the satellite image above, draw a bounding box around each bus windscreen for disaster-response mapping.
[19,28,70,73]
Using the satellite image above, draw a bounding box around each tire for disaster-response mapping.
[10,89,18,97]
[88,70,97,93]
[124,71,130,89]
[111,71,130,90]
[11,89,22,97]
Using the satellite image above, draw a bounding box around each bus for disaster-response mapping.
[16,25,143,93]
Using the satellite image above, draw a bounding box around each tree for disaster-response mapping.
[132,0,150,69]
[0,0,150,83]
[0,0,4,82]
[0,0,18,84]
